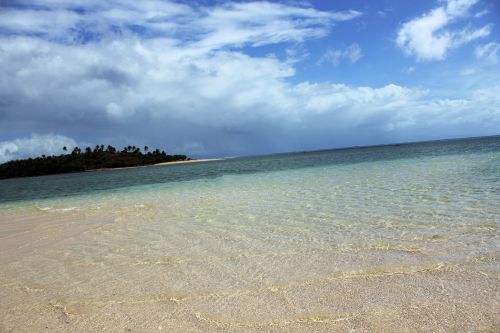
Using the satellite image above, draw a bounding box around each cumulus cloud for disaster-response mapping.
[318,43,362,66]
[0,0,498,161]
[396,0,491,61]
[0,134,79,163]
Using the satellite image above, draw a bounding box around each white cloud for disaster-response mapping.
[396,0,490,61]
[461,68,476,75]
[0,1,361,50]
[345,44,363,63]
[318,43,362,65]
[475,42,500,61]
[404,66,416,73]
[1,31,498,157]
[474,9,489,18]
[0,134,80,163]
[0,1,498,160]
[285,45,310,64]
[377,8,392,18]
[194,3,361,49]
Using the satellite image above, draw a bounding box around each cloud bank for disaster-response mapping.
[0,0,498,161]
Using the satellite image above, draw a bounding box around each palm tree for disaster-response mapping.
[144,145,149,152]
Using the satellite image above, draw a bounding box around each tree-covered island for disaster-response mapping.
[0,145,188,179]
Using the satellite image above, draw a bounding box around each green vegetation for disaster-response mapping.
[0,145,188,179]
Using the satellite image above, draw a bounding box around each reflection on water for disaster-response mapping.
[0,137,499,332]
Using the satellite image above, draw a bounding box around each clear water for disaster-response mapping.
[1,135,499,205]
[0,136,499,332]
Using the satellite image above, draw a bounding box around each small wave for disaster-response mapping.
[55,207,78,212]
[37,206,78,212]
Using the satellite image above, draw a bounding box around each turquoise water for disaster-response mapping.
[0,136,499,331]
[1,136,499,204]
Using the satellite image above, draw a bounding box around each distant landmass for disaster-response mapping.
[0,145,188,179]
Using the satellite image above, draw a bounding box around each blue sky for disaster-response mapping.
[0,0,499,161]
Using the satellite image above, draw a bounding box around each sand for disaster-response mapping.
[1,149,499,332]
[0,208,498,332]
[154,158,224,166]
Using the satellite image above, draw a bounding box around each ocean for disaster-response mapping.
[0,136,499,331]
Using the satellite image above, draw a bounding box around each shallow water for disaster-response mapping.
[0,137,499,332]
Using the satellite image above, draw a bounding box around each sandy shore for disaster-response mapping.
[155,158,224,166]
[83,158,224,173]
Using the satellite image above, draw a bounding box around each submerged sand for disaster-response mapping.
[0,208,498,332]
[1,150,499,332]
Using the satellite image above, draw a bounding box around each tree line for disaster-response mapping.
[0,145,188,179]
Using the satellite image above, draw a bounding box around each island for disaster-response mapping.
[0,145,188,179]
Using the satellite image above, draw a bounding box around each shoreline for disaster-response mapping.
[0,158,225,181]
[84,158,224,172]
[154,158,223,166]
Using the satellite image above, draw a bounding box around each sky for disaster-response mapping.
[0,0,499,162]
